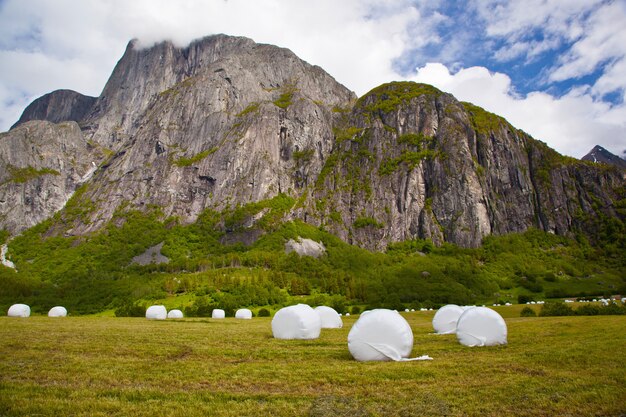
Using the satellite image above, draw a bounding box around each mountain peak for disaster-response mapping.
[582,145,626,169]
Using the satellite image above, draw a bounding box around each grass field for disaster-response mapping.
[1,309,624,416]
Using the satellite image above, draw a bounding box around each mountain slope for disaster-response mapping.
[304,82,624,248]
[1,35,624,250]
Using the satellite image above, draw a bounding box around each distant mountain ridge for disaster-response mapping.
[0,34,624,249]
[582,145,626,169]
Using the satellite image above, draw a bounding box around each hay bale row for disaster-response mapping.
[7,304,69,318]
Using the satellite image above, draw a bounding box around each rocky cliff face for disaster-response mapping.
[0,121,102,234]
[1,35,623,248]
[11,89,96,129]
[304,82,624,249]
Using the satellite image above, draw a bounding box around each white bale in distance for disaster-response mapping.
[146,305,167,320]
[7,304,30,317]
[48,306,67,317]
[456,307,507,347]
[212,309,225,319]
[348,309,414,362]
[314,306,343,328]
[272,304,321,339]
[235,308,252,319]
[167,309,183,319]
[432,304,465,334]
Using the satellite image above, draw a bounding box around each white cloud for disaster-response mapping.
[0,0,428,130]
[410,62,626,157]
[550,1,626,88]
[0,0,624,159]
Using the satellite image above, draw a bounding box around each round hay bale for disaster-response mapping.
[314,306,343,328]
[8,304,30,317]
[271,304,321,339]
[456,307,507,347]
[347,309,413,362]
[167,309,183,319]
[146,305,167,320]
[432,304,465,334]
[48,306,67,317]
[212,309,225,319]
[235,308,252,319]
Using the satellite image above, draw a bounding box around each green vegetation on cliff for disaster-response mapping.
[462,102,508,135]
[4,165,60,184]
[173,147,218,167]
[357,82,443,114]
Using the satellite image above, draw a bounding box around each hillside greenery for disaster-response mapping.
[0,193,624,316]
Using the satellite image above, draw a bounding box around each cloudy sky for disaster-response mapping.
[1,0,625,158]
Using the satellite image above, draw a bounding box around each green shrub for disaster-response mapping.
[520,306,537,317]
[574,304,602,316]
[539,302,574,317]
[115,302,146,317]
[518,294,533,304]
[350,306,361,315]
[257,308,271,317]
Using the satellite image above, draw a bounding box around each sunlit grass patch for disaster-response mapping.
[0,313,624,416]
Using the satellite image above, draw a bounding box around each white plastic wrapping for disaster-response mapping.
[167,309,183,319]
[271,304,321,339]
[456,307,507,347]
[48,306,67,317]
[212,309,225,319]
[432,304,465,334]
[235,308,252,319]
[348,309,432,362]
[314,306,343,328]
[145,305,167,320]
[7,303,30,317]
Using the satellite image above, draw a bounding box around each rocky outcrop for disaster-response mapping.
[0,121,103,234]
[1,36,623,250]
[68,34,355,234]
[11,90,96,129]
[285,238,326,258]
[305,82,624,249]
[130,242,169,265]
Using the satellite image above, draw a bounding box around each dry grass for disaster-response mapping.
[0,310,624,416]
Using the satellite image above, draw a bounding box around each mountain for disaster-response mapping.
[10,89,97,130]
[582,145,626,169]
[1,34,624,250]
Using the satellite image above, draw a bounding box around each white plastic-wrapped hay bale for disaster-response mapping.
[7,304,30,317]
[432,304,465,334]
[146,305,167,320]
[235,308,252,319]
[348,309,432,362]
[456,307,507,347]
[212,309,225,319]
[271,304,321,339]
[314,306,343,328]
[48,306,67,317]
[167,309,183,319]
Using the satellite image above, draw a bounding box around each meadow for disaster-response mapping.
[1,307,624,416]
